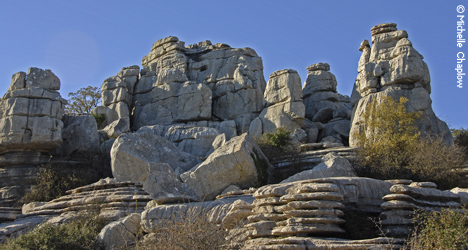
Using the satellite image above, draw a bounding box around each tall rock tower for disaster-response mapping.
[349,23,453,146]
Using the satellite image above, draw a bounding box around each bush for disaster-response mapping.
[135,207,231,250]
[353,96,466,189]
[0,213,106,250]
[405,208,468,249]
[453,128,468,157]
[21,158,104,204]
[255,128,299,161]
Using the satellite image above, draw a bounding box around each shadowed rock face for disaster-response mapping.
[350,23,453,146]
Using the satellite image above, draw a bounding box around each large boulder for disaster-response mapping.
[60,115,99,156]
[180,134,272,200]
[110,132,199,183]
[257,69,305,134]
[350,23,452,146]
[97,213,141,250]
[0,68,66,153]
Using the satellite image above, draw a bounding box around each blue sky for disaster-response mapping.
[1,0,466,128]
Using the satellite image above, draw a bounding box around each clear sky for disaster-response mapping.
[1,0,466,128]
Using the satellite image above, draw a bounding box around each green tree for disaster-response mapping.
[65,86,101,115]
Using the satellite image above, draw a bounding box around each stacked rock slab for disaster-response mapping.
[242,180,346,249]
[0,68,66,207]
[99,66,140,128]
[139,36,266,133]
[0,178,152,243]
[302,63,352,144]
[254,69,305,134]
[380,181,461,237]
[350,23,453,146]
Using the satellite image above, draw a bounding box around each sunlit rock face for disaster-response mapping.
[350,23,453,147]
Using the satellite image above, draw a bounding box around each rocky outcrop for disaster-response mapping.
[380,181,461,237]
[350,23,453,146]
[0,68,65,153]
[60,115,99,156]
[302,63,352,145]
[100,66,140,127]
[0,68,66,206]
[254,69,305,134]
[110,132,199,183]
[98,213,141,250]
[0,178,152,243]
[181,134,271,201]
[280,152,357,183]
[134,37,267,133]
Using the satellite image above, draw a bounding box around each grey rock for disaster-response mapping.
[143,163,198,204]
[60,115,99,156]
[281,153,357,183]
[103,118,130,139]
[181,134,271,200]
[98,213,141,250]
[111,132,199,183]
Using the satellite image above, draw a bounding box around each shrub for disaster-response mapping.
[21,158,104,204]
[135,207,231,250]
[255,127,299,161]
[405,208,468,249]
[0,213,106,250]
[353,96,466,189]
[91,113,106,128]
[453,127,468,157]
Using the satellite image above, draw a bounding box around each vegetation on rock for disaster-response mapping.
[65,86,101,115]
[353,96,466,189]
[0,213,106,250]
[405,208,468,249]
[255,127,299,161]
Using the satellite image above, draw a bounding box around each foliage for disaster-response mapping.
[353,96,466,189]
[65,86,101,115]
[20,158,104,204]
[0,213,106,250]
[453,127,468,157]
[135,207,231,250]
[255,128,299,161]
[353,96,421,170]
[91,113,106,128]
[405,208,468,250]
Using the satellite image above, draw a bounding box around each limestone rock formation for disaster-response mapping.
[110,132,199,183]
[98,213,141,250]
[0,178,152,243]
[350,23,453,146]
[380,182,461,237]
[280,152,357,183]
[256,69,305,134]
[302,63,352,144]
[60,115,99,156]
[180,134,271,201]
[0,68,65,153]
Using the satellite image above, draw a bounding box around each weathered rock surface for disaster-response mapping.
[137,36,266,133]
[0,178,152,243]
[0,68,65,153]
[98,213,141,250]
[111,132,199,182]
[100,65,140,125]
[143,162,198,204]
[350,23,453,146]
[281,152,357,183]
[257,69,305,134]
[60,115,99,156]
[381,182,461,237]
[181,134,271,200]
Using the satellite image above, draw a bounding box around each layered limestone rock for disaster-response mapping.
[0,178,152,243]
[302,63,352,144]
[350,23,453,146]
[254,69,305,134]
[0,68,66,206]
[100,65,140,127]
[0,68,65,153]
[380,181,461,237]
[139,36,266,133]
